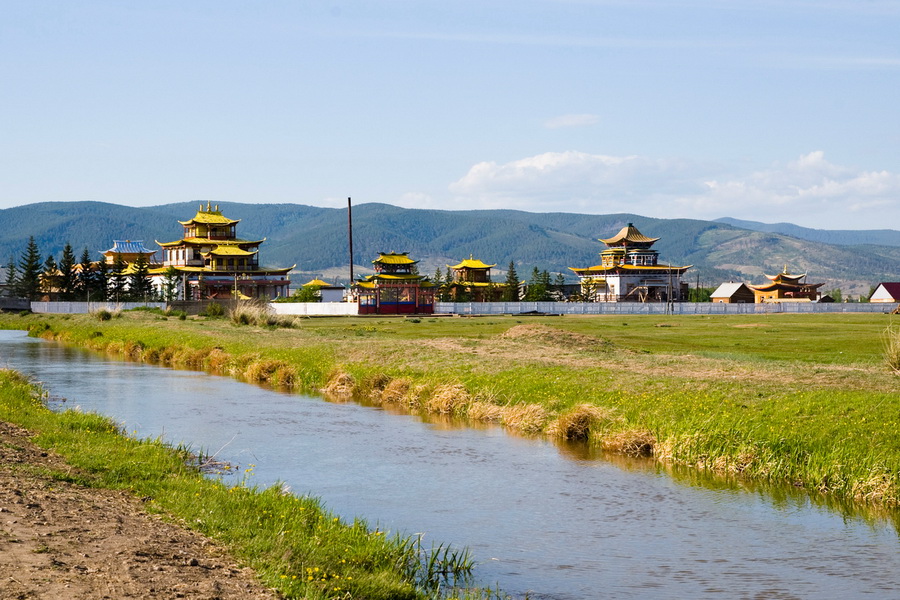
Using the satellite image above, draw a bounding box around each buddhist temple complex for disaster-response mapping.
[569,223,690,302]
[355,252,434,314]
[445,256,502,302]
[155,203,292,300]
[748,266,823,303]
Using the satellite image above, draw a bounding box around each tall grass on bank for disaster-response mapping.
[0,369,489,599]
[885,323,900,373]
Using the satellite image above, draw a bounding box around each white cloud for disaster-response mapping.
[544,114,600,129]
[446,150,900,228]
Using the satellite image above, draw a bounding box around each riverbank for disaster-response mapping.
[3,310,899,512]
[0,367,478,600]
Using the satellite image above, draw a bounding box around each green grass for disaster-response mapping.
[0,368,489,599]
[2,310,899,512]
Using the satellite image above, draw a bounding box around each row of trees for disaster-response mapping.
[431,262,569,302]
[5,237,180,302]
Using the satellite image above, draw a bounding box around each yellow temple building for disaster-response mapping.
[355,252,434,314]
[569,223,691,302]
[445,256,501,302]
[748,266,823,303]
[155,203,292,300]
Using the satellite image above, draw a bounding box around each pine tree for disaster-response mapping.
[94,259,110,301]
[5,257,17,293]
[42,254,58,297]
[76,247,92,300]
[16,237,43,300]
[58,243,77,300]
[110,255,128,301]
[129,253,154,301]
[502,261,519,301]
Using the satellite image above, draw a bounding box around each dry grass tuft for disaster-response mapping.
[244,359,289,384]
[425,384,472,415]
[547,404,620,441]
[602,429,656,457]
[502,403,549,434]
[206,347,231,373]
[123,340,144,360]
[852,472,898,505]
[884,324,900,373]
[467,401,504,423]
[380,378,410,405]
[322,371,356,399]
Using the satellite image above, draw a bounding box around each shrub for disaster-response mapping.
[92,309,112,321]
[202,302,226,317]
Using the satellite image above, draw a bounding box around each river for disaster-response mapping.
[1,330,898,599]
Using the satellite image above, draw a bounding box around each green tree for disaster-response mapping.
[290,285,321,302]
[827,288,843,303]
[16,237,43,300]
[76,247,92,300]
[5,256,17,294]
[161,266,181,301]
[502,261,519,301]
[94,259,110,301]
[58,243,77,300]
[42,254,58,296]
[110,255,128,301]
[524,268,551,301]
[129,253,154,301]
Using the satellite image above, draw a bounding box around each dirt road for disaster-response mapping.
[0,421,279,600]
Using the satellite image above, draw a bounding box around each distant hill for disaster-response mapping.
[715,217,900,247]
[2,201,899,297]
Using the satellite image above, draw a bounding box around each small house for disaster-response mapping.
[710,282,755,304]
[870,282,900,303]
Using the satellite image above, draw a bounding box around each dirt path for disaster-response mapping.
[0,421,279,600]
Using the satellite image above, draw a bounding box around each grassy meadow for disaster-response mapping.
[2,308,899,516]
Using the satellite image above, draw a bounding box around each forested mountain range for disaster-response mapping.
[2,201,898,296]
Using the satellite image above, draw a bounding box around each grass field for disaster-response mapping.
[2,309,899,515]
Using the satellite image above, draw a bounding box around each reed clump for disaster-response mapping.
[501,403,549,434]
[322,371,357,399]
[547,404,620,441]
[884,324,900,373]
[380,378,411,405]
[425,384,472,415]
[601,429,656,457]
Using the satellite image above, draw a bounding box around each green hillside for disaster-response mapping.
[2,201,898,296]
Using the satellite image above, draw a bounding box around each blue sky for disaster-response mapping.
[2,1,899,229]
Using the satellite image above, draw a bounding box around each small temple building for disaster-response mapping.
[101,240,159,267]
[355,252,434,314]
[445,256,502,302]
[748,266,823,303]
[155,203,292,300]
[569,223,691,302]
[300,278,345,302]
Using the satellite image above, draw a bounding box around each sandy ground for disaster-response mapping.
[0,421,279,600]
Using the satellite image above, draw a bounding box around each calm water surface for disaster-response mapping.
[1,330,898,599]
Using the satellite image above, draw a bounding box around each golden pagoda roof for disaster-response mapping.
[203,246,258,257]
[448,256,496,270]
[599,223,659,245]
[303,278,332,287]
[374,252,418,265]
[157,237,264,248]
[178,202,240,226]
[764,265,807,283]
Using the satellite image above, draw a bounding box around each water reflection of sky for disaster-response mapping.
[2,330,898,600]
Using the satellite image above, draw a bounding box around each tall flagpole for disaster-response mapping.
[348,197,354,284]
